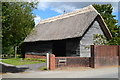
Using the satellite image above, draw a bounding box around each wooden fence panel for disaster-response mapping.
[91,45,119,68]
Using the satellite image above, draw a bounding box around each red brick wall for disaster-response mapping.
[55,57,90,68]
[49,55,90,70]
[49,54,55,70]
[25,54,46,59]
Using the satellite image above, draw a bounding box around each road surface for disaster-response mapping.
[2,67,118,78]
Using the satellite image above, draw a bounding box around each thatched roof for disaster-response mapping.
[24,5,112,42]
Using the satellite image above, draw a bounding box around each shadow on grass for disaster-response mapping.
[0,64,29,73]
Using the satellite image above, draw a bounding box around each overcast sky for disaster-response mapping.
[33,1,119,25]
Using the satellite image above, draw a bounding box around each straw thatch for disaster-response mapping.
[24,5,112,42]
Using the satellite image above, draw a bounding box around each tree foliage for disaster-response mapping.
[93,34,108,45]
[93,4,120,45]
[2,2,37,56]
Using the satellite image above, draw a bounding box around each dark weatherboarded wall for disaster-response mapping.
[24,41,52,55]
[24,38,81,57]
[53,38,80,57]
[66,38,80,57]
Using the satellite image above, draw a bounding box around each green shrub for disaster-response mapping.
[38,66,47,71]
[40,59,46,62]
[31,58,36,61]
[37,59,42,61]
[24,58,32,61]
[17,55,22,58]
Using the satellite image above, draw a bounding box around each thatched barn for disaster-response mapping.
[23,5,112,57]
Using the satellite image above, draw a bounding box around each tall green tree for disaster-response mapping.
[2,2,37,57]
[93,4,120,45]
[0,2,2,56]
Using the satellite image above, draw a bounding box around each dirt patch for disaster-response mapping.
[93,65,119,69]
[53,67,93,71]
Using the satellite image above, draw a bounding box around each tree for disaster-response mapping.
[93,34,108,45]
[0,2,2,56]
[93,4,120,45]
[2,2,37,57]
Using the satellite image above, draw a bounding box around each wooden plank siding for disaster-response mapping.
[80,20,106,57]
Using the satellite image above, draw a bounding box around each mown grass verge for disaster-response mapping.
[38,66,47,71]
[2,58,46,66]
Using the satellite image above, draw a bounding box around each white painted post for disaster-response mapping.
[15,46,17,59]
[46,53,49,70]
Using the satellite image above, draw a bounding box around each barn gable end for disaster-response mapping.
[80,20,106,57]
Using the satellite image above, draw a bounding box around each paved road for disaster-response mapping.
[16,63,46,71]
[0,62,46,73]
[2,67,118,78]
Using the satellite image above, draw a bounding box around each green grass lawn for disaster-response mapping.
[2,58,44,65]
[38,66,47,71]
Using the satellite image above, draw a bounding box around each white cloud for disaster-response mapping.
[51,4,77,13]
[2,0,119,2]
[34,15,41,25]
[36,2,118,21]
[38,0,119,2]
[37,2,119,13]
[37,2,49,10]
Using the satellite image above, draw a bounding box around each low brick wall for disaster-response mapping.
[48,54,91,70]
[25,54,46,59]
[55,57,90,68]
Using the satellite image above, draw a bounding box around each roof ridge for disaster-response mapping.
[38,5,98,24]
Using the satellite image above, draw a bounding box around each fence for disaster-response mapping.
[91,45,119,68]
[48,45,120,70]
